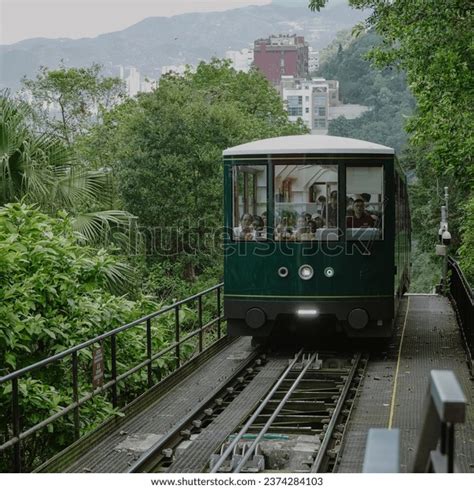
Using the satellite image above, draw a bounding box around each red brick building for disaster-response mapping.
[253,34,309,85]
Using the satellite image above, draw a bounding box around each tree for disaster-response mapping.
[85,60,307,277]
[310,0,473,276]
[0,93,134,247]
[0,203,158,471]
[21,63,125,146]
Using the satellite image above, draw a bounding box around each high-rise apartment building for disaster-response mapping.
[281,77,340,134]
[253,34,309,85]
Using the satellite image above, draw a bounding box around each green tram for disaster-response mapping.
[223,135,410,339]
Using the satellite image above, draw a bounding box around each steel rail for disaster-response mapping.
[210,348,304,473]
[311,353,361,472]
[234,353,317,473]
[127,348,262,473]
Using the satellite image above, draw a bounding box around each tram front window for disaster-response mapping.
[274,164,338,241]
[346,166,384,240]
[232,165,267,241]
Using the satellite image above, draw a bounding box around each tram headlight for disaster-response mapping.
[298,265,314,280]
[324,267,335,278]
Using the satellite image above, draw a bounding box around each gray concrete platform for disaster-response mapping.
[338,295,474,473]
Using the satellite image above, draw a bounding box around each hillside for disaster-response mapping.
[318,30,415,154]
[0,3,367,90]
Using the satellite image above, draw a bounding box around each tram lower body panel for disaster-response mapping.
[225,296,395,338]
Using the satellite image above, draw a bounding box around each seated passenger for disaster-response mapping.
[294,214,312,240]
[311,213,326,229]
[361,193,380,218]
[275,217,293,240]
[346,199,376,228]
[234,213,255,240]
[252,215,265,239]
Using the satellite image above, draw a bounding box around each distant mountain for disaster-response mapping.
[0,3,367,90]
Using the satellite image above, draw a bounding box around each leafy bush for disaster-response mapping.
[0,203,161,470]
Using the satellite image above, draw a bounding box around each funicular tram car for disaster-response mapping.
[223,135,410,339]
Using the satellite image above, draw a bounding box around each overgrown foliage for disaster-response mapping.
[0,93,136,248]
[84,60,307,277]
[21,63,125,146]
[0,204,162,470]
[319,30,415,154]
[310,0,473,284]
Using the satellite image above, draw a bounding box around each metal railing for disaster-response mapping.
[447,257,473,371]
[0,283,224,472]
[363,370,467,473]
[411,370,467,473]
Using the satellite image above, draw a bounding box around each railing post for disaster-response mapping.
[110,335,118,408]
[146,318,153,389]
[72,351,80,441]
[198,295,203,353]
[217,286,222,338]
[11,377,21,472]
[175,305,180,369]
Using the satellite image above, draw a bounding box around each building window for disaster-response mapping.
[318,107,326,116]
[288,107,303,116]
[305,107,309,113]
[232,165,267,240]
[313,119,327,128]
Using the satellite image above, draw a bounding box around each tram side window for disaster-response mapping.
[346,166,384,240]
[232,165,267,240]
[274,164,338,241]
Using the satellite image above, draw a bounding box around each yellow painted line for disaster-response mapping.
[388,296,410,429]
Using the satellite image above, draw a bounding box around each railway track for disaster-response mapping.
[129,349,366,473]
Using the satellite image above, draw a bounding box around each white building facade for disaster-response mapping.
[282,77,340,134]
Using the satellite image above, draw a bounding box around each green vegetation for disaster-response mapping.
[311,0,473,286]
[318,30,414,155]
[21,63,125,146]
[84,60,306,280]
[0,204,158,470]
[0,60,305,469]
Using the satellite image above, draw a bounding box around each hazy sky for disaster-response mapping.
[0,0,273,45]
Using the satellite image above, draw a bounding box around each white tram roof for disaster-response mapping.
[223,135,394,156]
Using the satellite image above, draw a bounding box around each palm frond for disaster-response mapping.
[71,209,136,244]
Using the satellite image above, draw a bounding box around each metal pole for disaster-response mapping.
[443,250,449,296]
[72,351,80,440]
[217,287,222,338]
[175,306,180,369]
[198,295,203,353]
[12,377,21,472]
[446,423,455,473]
[146,318,153,388]
[440,421,447,454]
[111,336,118,408]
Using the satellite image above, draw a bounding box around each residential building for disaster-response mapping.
[308,47,319,73]
[282,77,329,134]
[253,34,309,85]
